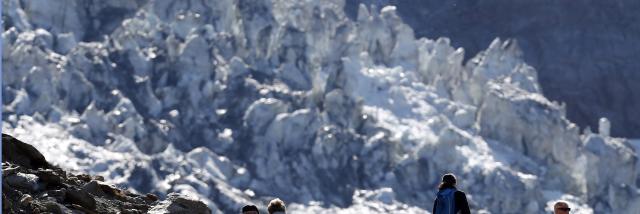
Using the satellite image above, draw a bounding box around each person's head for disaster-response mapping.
[267,198,286,214]
[438,173,457,189]
[553,201,571,214]
[242,205,259,214]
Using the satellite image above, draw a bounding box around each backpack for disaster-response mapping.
[434,188,456,214]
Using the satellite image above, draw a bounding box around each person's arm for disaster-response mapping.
[433,198,437,214]
[455,191,471,214]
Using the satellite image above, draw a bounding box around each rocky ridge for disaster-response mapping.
[2,133,211,214]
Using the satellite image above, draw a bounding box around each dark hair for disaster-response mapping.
[267,198,286,213]
[242,205,259,213]
[438,173,457,190]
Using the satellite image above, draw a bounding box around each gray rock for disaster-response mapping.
[19,194,33,206]
[36,169,65,187]
[2,134,50,169]
[65,188,96,210]
[81,180,106,197]
[40,201,65,214]
[5,173,39,191]
[148,193,211,214]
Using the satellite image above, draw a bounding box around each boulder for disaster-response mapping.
[2,134,50,169]
[5,173,39,191]
[65,188,96,210]
[148,193,211,214]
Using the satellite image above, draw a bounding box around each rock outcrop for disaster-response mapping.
[2,134,211,214]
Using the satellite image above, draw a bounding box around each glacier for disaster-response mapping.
[345,0,640,138]
[2,0,639,213]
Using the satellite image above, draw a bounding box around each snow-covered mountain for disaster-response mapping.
[2,0,638,213]
[345,0,640,138]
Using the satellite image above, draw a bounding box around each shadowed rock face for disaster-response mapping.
[1,134,211,214]
[345,0,640,138]
[2,133,50,169]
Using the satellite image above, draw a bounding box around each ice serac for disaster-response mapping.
[346,0,640,138]
[2,0,639,213]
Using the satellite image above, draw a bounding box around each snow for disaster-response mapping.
[344,0,640,138]
[3,0,639,213]
[599,117,611,137]
[288,188,430,214]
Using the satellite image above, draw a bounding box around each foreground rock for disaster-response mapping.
[2,134,211,214]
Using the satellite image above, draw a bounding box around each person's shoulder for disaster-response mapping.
[454,190,467,197]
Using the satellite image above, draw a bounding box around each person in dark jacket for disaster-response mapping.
[241,205,260,214]
[432,173,471,214]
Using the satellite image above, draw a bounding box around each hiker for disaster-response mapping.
[553,201,571,214]
[241,205,260,214]
[432,173,471,214]
[267,198,286,214]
